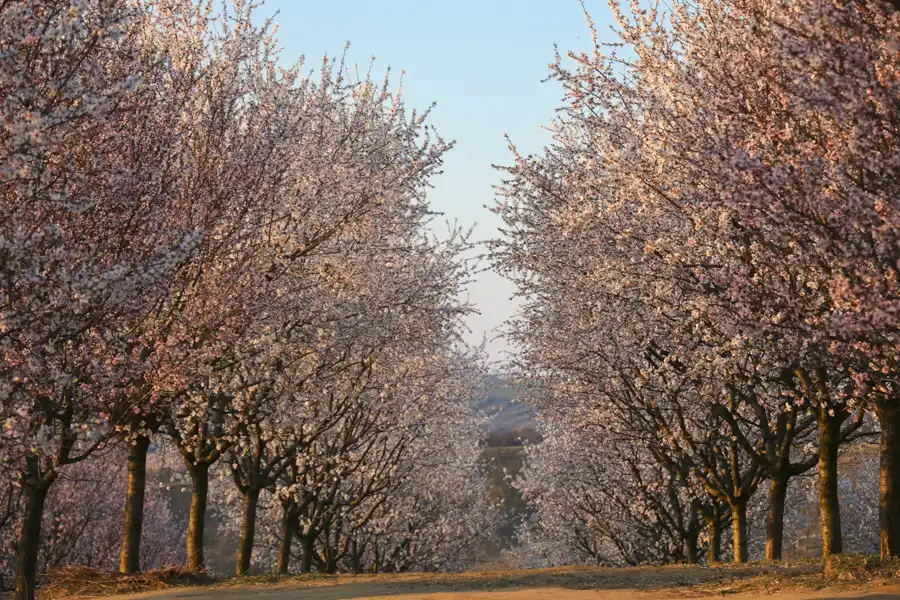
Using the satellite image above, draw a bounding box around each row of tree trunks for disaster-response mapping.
[111,406,900,576]
[15,401,900,598]
[16,395,884,590]
[705,399,900,564]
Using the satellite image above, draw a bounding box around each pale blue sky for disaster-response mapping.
[259,1,611,363]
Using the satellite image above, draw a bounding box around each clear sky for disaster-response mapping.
[258,1,611,365]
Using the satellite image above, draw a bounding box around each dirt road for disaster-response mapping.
[98,566,900,600]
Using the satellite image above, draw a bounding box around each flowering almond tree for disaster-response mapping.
[151,64,456,571]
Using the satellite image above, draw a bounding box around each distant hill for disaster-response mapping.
[476,374,538,441]
[476,375,539,550]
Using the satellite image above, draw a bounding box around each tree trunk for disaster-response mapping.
[877,399,900,557]
[684,529,699,564]
[325,550,337,574]
[731,502,748,563]
[119,436,150,574]
[235,487,260,576]
[706,512,721,565]
[818,405,843,557]
[277,503,297,574]
[766,475,789,561]
[350,539,362,574]
[373,537,380,574]
[300,531,316,574]
[186,463,209,571]
[15,477,49,600]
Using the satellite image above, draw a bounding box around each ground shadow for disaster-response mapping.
[133,565,826,600]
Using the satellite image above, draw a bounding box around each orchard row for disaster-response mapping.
[493,0,900,567]
[0,2,492,599]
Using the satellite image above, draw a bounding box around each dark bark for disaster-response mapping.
[277,502,297,574]
[15,475,50,600]
[818,404,843,557]
[300,531,316,574]
[766,475,789,561]
[186,463,210,571]
[325,550,337,574]
[684,530,700,565]
[350,539,363,574]
[321,519,339,574]
[235,487,260,576]
[731,502,748,563]
[119,436,150,574]
[373,538,381,574]
[877,399,900,557]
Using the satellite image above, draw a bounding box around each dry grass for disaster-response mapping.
[39,566,213,599]
[823,554,900,581]
[671,556,900,597]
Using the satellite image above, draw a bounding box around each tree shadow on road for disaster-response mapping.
[145,564,830,600]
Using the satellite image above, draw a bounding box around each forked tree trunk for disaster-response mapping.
[766,475,789,561]
[235,487,260,576]
[277,502,297,574]
[818,405,843,557]
[731,502,748,563]
[186,463,210,571]
[120,436,150,574]
[876,399,900,557]
[15,474,50,600]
